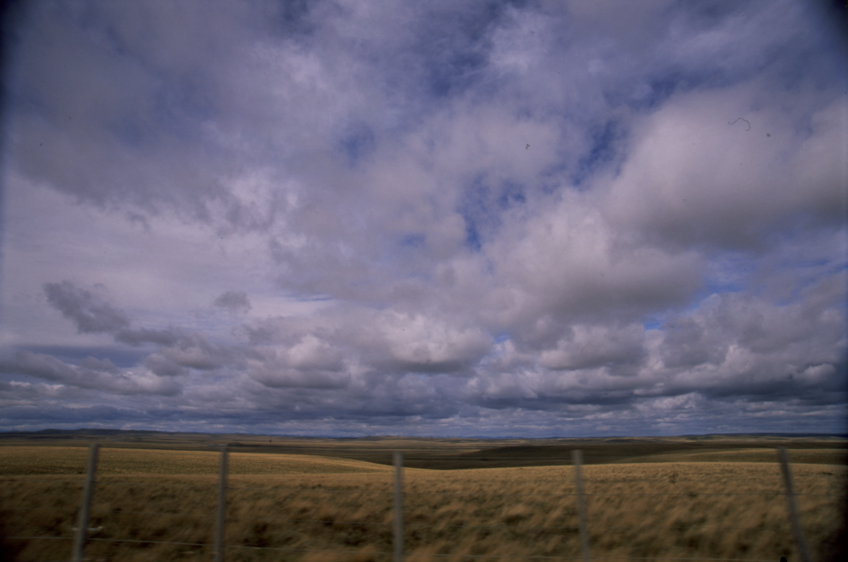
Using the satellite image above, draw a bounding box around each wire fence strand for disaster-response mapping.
[0,536,793,562]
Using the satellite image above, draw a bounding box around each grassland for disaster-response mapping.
[3,429,845,468]
[0,435,845,562]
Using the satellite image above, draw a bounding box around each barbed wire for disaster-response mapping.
[0,508,795,535]
[2,535,73,541]
[5,481,825,499]
[0,535,785,562]
[2,465,838,483]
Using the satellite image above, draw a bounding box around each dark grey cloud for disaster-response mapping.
[115,328,181,347]
[0,350,181,396]
[156,332,236,372]
[143,353,187,378]
[539,324,646,371]
[40,280,240,377]
[44,281,130,333]
[213,290,251,313]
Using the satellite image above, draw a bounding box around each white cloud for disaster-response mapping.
[378,312,491,372]
[603,84,847,250]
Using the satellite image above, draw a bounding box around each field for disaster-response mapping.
[0,434,845,562]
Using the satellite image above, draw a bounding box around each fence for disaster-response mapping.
[0,445,840,562]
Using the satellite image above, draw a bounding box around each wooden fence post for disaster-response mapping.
[215,445,228,562]
[394,451,404,562]
[71,444,99,562]
[572,450,591,562]
[778,448,811,562]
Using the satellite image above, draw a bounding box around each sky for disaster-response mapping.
[0,0,846,437]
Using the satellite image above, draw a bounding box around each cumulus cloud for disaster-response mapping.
[0,0,845,435]
[603,86,847,250]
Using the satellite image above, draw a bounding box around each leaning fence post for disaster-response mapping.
[71,444,99,562]
[778,448,811,562]
[215,445,228,562]
[394,451,404,562]
[572,450,591,562]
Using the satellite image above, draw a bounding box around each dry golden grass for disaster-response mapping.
[0,446,844,562]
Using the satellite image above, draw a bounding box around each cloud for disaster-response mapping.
[41,280,240,376]
[487,192,703,332]
[0,0,845,436]
[603,85,847,251]
[0,350,181,396]
[655,275,847,402]
[213,290,251,313]
[540,323,646,371]
[44,281,130,333]
[374,312,491,373]
[115,328,181,347]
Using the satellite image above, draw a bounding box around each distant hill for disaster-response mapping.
[1,428,845,469]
